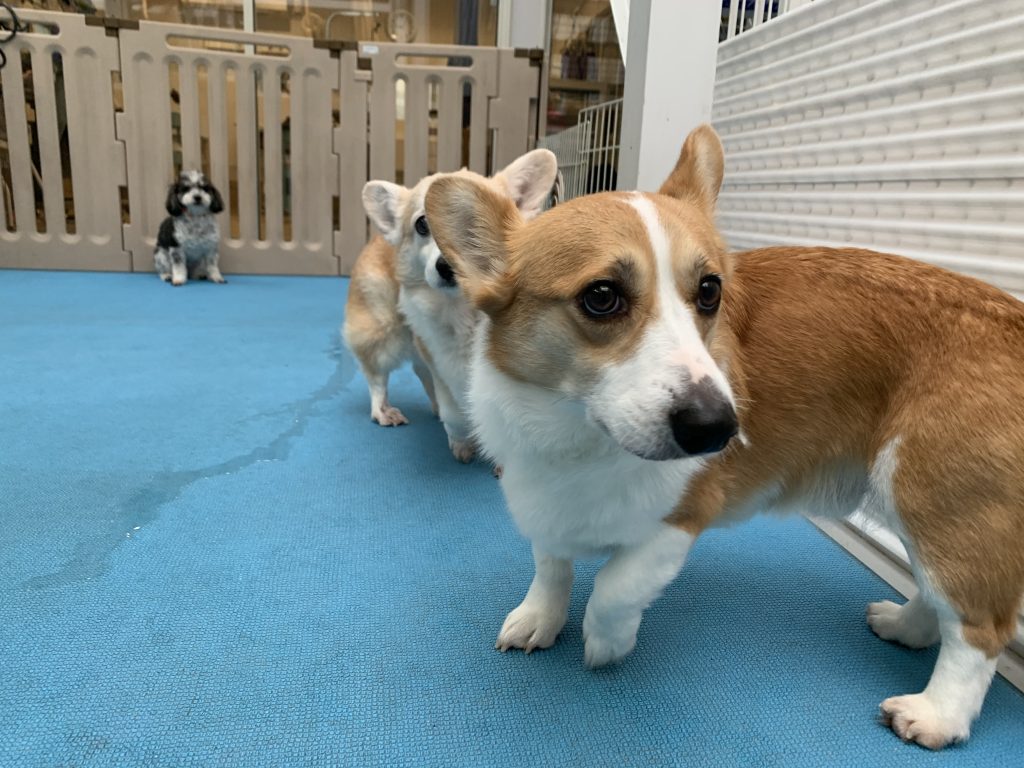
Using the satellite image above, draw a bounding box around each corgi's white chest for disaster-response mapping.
[399,286,478,401]
[469,333,698,558]
[499,453,697,558]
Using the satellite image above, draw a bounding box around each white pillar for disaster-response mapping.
[617,1,720,192]
[610,0,630,65]
[242,0,255,54]
[499,0,550,49]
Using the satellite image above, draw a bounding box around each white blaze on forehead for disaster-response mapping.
[184,170,203,185]
[625,194,724,389]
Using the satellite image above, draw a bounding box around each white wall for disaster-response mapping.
[617,1,720,191]
[500,0,550,49]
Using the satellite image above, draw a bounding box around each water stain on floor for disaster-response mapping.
[22,339,357,591]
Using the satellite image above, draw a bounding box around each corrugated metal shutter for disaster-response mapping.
[711,0,1024,651]
[713,0,1024,296]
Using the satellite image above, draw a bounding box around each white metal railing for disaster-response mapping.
[539,96,621,202]
[722,0,814,42]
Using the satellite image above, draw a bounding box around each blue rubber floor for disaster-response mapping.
[0,270,1021,767]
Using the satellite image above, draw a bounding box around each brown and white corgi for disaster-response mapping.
[342,150,557,461]
[423,124,1024,749]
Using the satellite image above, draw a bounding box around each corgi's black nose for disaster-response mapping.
[669,379,738,456]
[435,256,456,286]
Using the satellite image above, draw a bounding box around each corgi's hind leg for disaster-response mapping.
[879,591,1004,750]
[365,369,408,426]
[878,543,1020,749]
[865,436,1022,748]
[347,328,413,426]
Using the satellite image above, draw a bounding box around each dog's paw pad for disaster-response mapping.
[372,406,409,426]
[582,629,636,669]
[582,611,638,669]
[495,603,565,654]
[449,438,475,463]
[867,600,904,640]
[880,694,969,750]
[866,600,936,649]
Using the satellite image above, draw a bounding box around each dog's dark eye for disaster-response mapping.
[580,281,626,319]
[697,275,722,314]
[414,216,430,237]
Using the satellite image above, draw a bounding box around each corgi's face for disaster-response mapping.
[426,126,739,461]
[361,150,558,293]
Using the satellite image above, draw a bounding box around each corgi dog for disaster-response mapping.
[424,125,1024,749]
[342,150,557,462]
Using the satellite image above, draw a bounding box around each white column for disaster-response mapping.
[499,0,550,49]
[617,1,720,192]
[610,0,630,64]
[242,0,255,54]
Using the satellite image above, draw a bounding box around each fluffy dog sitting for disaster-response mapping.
[154,170,226,287]
[342,151,557,463]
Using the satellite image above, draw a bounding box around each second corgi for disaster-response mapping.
[343,151,557,462]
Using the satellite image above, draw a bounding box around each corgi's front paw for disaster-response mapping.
[496,601,567,653]
[582,609,639,668]
[372,404,409,426]
[449,437,475,463]
[880,693,970,750]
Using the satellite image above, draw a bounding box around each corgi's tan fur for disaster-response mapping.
[424,125,1024,750]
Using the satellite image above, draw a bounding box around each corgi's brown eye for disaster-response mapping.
[580,281,626,318]
[414,216,430,237]
[697,276,722,314]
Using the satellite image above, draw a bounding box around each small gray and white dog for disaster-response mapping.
[154,170,226,287]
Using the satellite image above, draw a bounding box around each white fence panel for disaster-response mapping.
[0,15,543,277]
[117,21,340,275]
[0,10,128,270]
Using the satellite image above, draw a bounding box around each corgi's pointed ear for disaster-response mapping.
[658,124,724,215]
[493,148,559,219]
[424,176,520,315]
[362,181,408,245]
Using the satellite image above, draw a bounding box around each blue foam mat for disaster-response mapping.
[0,270,1021,767]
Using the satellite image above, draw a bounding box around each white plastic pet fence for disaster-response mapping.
[0,9,544,275]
